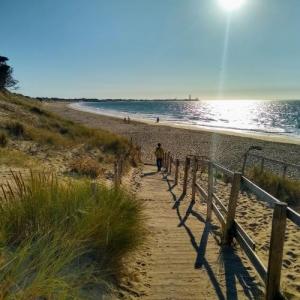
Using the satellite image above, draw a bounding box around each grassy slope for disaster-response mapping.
[0,91,144,299]
[0,90,129,153]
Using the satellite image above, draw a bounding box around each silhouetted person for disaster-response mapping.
[154,143,164,172]
[156,117,160,123]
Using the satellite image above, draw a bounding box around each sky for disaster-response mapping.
[1,0,300,99]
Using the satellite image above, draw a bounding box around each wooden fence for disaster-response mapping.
[243,152,300,179]
[163,152,300,300]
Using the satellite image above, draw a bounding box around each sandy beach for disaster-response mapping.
[46,102,300,176]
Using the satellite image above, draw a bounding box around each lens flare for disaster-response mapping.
[218,0,246,11]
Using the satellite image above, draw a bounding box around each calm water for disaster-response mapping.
[75,100,300,138]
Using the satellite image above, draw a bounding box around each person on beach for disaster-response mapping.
[154,143,164,172]
[156,117,160,123]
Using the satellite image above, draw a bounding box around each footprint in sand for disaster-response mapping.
[286,251,297,259]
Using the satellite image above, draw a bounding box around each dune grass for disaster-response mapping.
[249,166,300,207]
[0,91,132,155]
[0,172,145,299]
[0,148,36,168]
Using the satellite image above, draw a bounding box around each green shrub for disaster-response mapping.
[0,172,144,297]
[5,121,25,137]
[30,106,48,115]
[249,167,300,207]
[0,132,8,147]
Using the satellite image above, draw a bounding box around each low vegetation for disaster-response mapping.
[0,132,7,147]
[0,172,144,298]
[249,167,300,207]
[0,90,132,156]
[0,148,36,168]
[0,90,144,298]
[70,156,103,178]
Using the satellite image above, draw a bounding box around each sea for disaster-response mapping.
[72,100,300,138]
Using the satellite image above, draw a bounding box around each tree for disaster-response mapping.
[0,56,18,90]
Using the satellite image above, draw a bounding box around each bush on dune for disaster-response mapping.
[70,157,102,178]
[0,172,145,298]
[0,132,8,147]
[5,122,24,137]
[249,166,300,207]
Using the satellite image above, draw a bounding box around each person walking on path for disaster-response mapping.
[154,143,164,172]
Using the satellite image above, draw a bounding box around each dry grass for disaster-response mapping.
[249,166,300,207]
[0,148,36,168]
[70,157,103,178]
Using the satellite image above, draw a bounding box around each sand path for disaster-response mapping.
[136,165,264,300]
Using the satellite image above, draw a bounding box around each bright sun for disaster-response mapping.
[218,0,246,11]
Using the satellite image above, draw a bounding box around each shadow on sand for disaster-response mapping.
[142,171,158,177]
[165,178,264,300]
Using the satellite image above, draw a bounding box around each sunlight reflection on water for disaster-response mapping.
[81,100,300,137]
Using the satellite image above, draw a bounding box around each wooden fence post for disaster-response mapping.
[282,165,287,179]
[182,157,190,195]
[260,157,265,174]
[114,161,119,188]
[223,172,241,244]
[175,159,179,185]
[266,202,287,300]
[91,182,97,195]
[241,153,248,175]
[166,152,170,172]
[169,156,173,175]
[207,162,214,222]
[191,157,198,202]
[137,146,142,163]
[118,158,123,184]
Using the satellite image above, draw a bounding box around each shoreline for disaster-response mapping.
[45,101,300,176]
[70,102,300,146]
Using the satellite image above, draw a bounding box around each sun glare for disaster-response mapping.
[218,0,246,11]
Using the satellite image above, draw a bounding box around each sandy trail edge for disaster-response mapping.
[134,165,264,300]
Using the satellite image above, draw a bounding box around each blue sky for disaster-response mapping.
[1,0,300,99]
